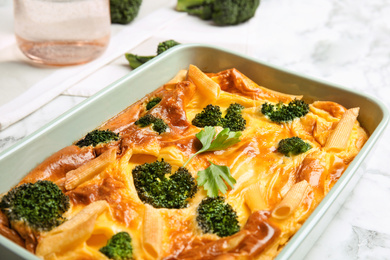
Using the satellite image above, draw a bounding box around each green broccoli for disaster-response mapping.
[134,114,168,134]
[0,180,70,232]
[156,40,181,55]
[261,99,310,123]
[192,104,223,128]
[146,97,162,110]
[176,0,260,25]
[152,118,168,135]
[125,40,181,69]
[110,0,142,25]
[76,129,119,148]
[192,103,246,131]
[277,136,312,157]
[196,196,240,237]
[134,114,155,128]
[100,232,133,260]
[222,103,246,131]
[132,159,197,209]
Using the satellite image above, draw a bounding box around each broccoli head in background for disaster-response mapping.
[157,40,181,55]
[0,180,70,232]
[76,129,119,148]
[176,0,260,25]
[196,196,240,237]
[125,40,181,69]
[100,232,133,260]
[110,0,142,24]
[132,159,197,209]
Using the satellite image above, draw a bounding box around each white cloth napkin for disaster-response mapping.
[63,36,181,97]
[0,8,186,130]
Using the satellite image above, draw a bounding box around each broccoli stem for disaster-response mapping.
[125,53,155,70]
[176,0,209,11]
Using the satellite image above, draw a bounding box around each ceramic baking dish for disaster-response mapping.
[0,44,388,260]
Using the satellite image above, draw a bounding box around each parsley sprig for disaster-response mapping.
[197,162,236,197]
[183,126,241,197]
[183,126,241,167]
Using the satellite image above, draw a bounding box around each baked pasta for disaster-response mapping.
[0,65,368,260]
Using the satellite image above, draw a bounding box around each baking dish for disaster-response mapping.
[0,44,388,260]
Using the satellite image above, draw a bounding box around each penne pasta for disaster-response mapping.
[187,64,220,103]
[325,107,359,152]
[222,231,248,251]
[235,70,303,103]
[142,205,163,259]
[118,148,134,179]
[132,141,161,157]
[167,69,188,84]
[36,201,109,258]
[54,177,66,189]
[245,182,269,212]
[271,180,309,220]
[313,117,334,146]
[65,148,117,190]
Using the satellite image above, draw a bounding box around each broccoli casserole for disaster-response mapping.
[0,65,368,260]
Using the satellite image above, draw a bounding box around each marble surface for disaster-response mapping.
[1,0,390,259]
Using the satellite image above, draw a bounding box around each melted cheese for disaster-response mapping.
[5,66,368,260]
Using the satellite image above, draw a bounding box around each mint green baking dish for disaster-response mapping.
[0,44,388,260]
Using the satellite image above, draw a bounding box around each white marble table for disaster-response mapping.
[1,0,390,259]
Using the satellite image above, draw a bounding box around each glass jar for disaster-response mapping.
[13,0,111,66]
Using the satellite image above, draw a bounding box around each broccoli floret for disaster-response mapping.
[76,129,119,147]
[135,115,168,134]
[0,180,70,232]
[196,196,240,237]
[192,103,246,131]
[152,118,168,135]
[146,97,162,110]
[110,0,142,24]
[192,104,223,128]
[134,114,155,128]
[132,159,197,209]
[100,232,133,260]
[125,40,180,69]
[176,0,260,25]
[170,167,198,200]
[222,103,246,131]
[157,40,181,55]
[277,136,312,157]
[261,99,310,123]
